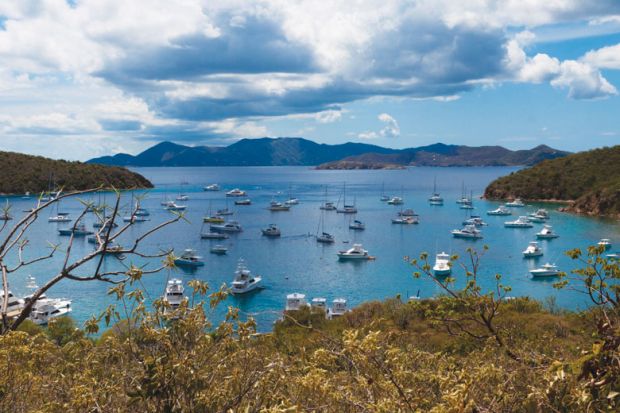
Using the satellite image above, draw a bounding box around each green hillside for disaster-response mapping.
[0,151,152,194]
[485,145,620,216]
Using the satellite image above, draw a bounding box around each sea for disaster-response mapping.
[4,166,619,331]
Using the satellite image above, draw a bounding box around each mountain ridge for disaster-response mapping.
[87,137,568,167]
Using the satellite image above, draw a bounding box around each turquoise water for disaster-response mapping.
[5,166,619,331]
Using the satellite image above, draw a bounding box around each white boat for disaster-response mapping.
[504,216,533,228]
[459,201,474,210]
[398,209,416,217]
[327,298,348,319]
[23,290,72,326]
[262,224,281,237]
[0,290,25,315]
[163,279,185,310]
[462,216,487,226]
[217,207,234,216]
[203,184,220,191]
[123,214,150,223]
[210,245,228,255]
[317,232,335,243]
[523,241,544,258]
[598,239,612,250]
[163,201,187,211]
[268,201,290,211]
[174,249,205,267]
[530,263,560,277]
[607,253,619,261]
[58,223,93,236]
[134,207,150,216]
[49,215,72,222]
[452,224,483,239]
[380,195,390,202]
[210,221,242,233]
[337,243,372,260]
[200,231,229,240]
[530,209,549,219]
[230,259,262,295]
[176,194,189,201]
[506,198,525,207]
[285,293,308,311]
[433,252,451,276]
[392,216,418,224]
[349,219,365,230]
[428,178,443,205]
[311,297,327,311]
[320,202,337,211]
[487,205,512,216]
[234,199,251,205]
[337,205,358,214]
[536,225,559,239]
[286,197,299,205]
[456,196,470,204]
[387,196,403,205]
[528,214,547,223]
[226,188,247,197]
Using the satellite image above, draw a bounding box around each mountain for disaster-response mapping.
[0,151,152,194]
[88,138,399,167]
[484,145,620,217]
[316,143,569,169]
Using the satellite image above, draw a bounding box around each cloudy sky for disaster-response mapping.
[1,0,620,160]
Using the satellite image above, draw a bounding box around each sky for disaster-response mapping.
[1,1,620,160]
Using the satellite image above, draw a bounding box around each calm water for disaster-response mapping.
[5,166,619,331]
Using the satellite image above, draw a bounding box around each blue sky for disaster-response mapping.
[0,1,619,160]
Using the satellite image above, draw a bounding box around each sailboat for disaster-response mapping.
[337,183,357,213]
[428,177,443,205]
[380,182,389,202]
[456,181,469,204]
[316,207,335,243]
[320,186,337,211]
[285,184,299,205]
[48,197,71,222]
[459,190,474,209]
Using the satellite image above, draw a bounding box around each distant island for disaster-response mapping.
[86,138,568,168]
[0,151,152,194]
[484,145,620,217]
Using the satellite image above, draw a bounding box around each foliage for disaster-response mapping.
[484,145,620,216]
[0,150,152,194]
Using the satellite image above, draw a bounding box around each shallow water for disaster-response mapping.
[5,166,619,331]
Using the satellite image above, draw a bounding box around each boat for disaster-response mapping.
[285,293,308,311]
[398,209,416,217]
[268,201,290,211]
[203,215,225,223]
[226,188,247,197]
[311,297,327,312]
[122,214,150,223]
[528,214,546,223]
[286,185,299,205]
[530,263,560,277]
[92,218,118,229]
[337,243,372,260]
[428,177,443,205]
[217,206,234,216]
[456,182,469,204]
[506,198,525,207]
[163,279,185,310]
[174,249,205,267]
[523,241,544,258]
[349,219,365,230]
[200,231,229,240]
[235,199,251,206]
[48,215,72,222]
[463,216,487,226]
[210,221,242,233]
[134,207,150,216]
[203,184,220,191]
[337,183,358,213]
[210,245,228,255]
[0,290,25,315]
[504,216,533,228]
[317,232,335,243]
[607,253,619,261]
[26,294,72,325]
[459,202,474,210]
[387,196,403,205]
[487,205,512,216]
[320,201,337,211]
[230,259,263,295]
[380,183,389,202]
[163,201,187,211]
[327,298,348,319]
[433,252,452,276]
[176,194,189,201]
[261,224,281,237]
[451,224,483,239]
[58,223,94,236]
[392,216,419,224]
[598,239,612,250]
[530,209,549,219]
[536,225,559,239]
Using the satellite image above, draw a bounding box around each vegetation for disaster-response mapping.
[0,242,618,412]
[485,145,620,216]
[0,151,152,194]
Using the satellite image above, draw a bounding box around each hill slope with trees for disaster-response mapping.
[0,151,152,194]
[485,145,620,216]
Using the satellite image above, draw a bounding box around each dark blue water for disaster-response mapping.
[5,166,619,331]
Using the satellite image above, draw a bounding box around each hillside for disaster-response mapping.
[316,143,569,169]
[0,151,152,194]
[484,145,620,216]
[88,138,569,168]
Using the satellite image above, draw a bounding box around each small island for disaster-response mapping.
[484,145,620,217]
[0,151,153,194]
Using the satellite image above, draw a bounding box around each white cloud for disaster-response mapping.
[583,43,620,69]
[358,112,400,139]
[551,60,617,99]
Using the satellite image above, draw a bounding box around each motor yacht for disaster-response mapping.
[0,290,25,315]
[387,196,403,205]
[176,194,189,201]
[210,221,242,233]
[504,216,533,228]
[530,263,560,277]
[234,199,251,206]
[506,198,525,207]
[311,297,327,312]
[226,188,247,197]
[451,224,483,239]
[327,298,348,319]
[462,216,487,226]
[285,293,308,311]
[261,224,281,237]
[337,244,372,260]
[203,184,220,191]
[487,205,512,216]
[174,249,205,267]
[49,215,72,223]
[163,279,185,310]
[523,241,543,258]
[433,252,452,276]
[210,245,228,255]
[392,216,419,224]
[536,225,559,239]
[598,239,612,250]
[163,201,187,211]
[230,259,263,295]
